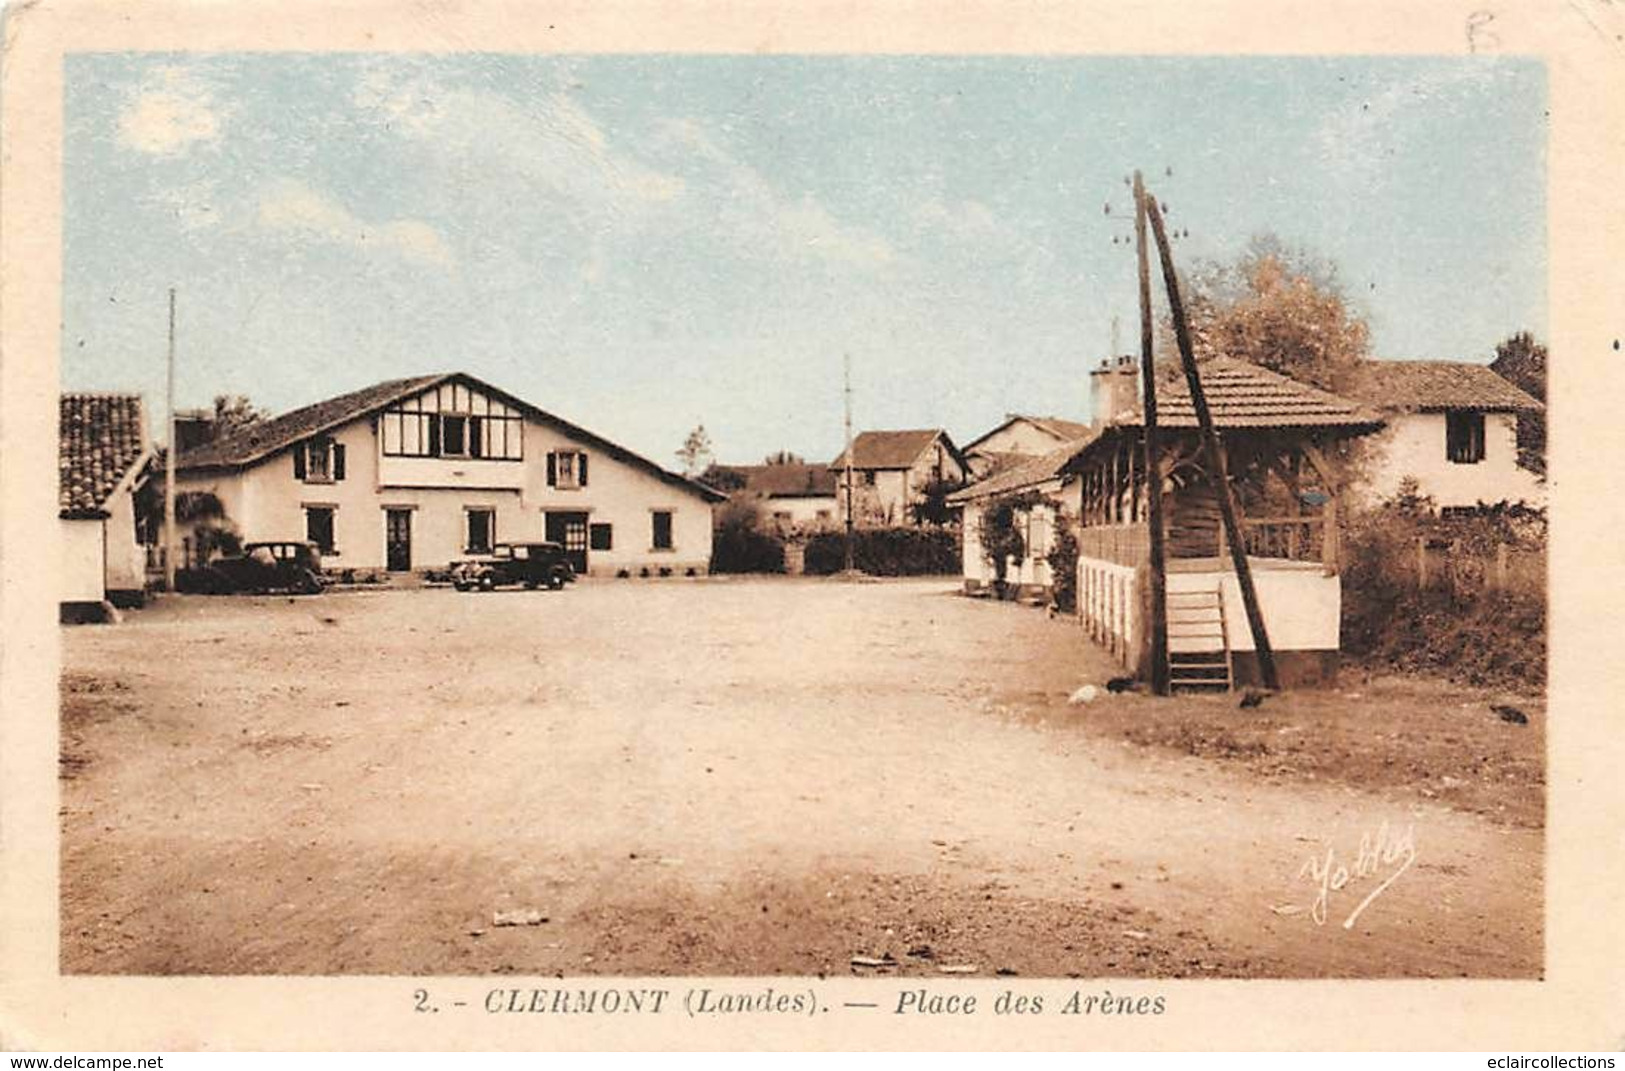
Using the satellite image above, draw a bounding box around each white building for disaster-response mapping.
[59,394,151,619]
[173,373,724,576]
[828,429,968,527]
[1346,360,1545,512]
[961,414,1093,480]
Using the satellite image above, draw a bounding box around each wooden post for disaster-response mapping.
[1133,172,1170,696]
[1417,536,1429,589]
[1146,193,1279,691]
[1322,494,1339,572]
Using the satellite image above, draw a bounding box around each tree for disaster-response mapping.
[207,394,266,442]
[1489,331,1547,477]
[675,424,714,478]
[762,450,805,466]
[908,476,965,527]
[698,462,747,492]
[1175,234,1370,392]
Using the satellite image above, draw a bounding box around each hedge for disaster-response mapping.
[803,527,959,576]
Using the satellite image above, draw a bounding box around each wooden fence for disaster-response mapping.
[1411,537,1545,598]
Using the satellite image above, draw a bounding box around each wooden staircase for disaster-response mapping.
[1165,587,1233,692]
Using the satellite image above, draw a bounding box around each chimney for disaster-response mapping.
[173,409,216,454]
[1089,354,1139,425]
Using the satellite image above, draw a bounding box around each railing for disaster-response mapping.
[1076,523,1149,568]
[1239,516,1326,563]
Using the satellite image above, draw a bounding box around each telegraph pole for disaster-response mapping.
[842,353,855,575]
[1132,173,1170,696]
[1144,193,1279,690]
[163,287,178,594]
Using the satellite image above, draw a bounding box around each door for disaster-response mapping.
[385,509,412,572]
[544,511,589,575]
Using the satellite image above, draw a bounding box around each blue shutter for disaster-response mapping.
[578,452,588,486]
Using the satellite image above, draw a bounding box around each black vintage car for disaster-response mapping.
[450,542,576,592]
[200,541,325,595]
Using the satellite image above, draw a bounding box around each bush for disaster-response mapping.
[803,526,959,576]
[710,501,787,574]
[1340,483,1546,688]
[1046,522,1080,613]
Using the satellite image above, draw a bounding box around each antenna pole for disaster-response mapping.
[843,354,855,575]
[1133,174,1170,696]
[164,287,178,594]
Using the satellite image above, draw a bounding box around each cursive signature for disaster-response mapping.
[1294,821,1417,929]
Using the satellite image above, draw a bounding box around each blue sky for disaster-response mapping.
[62,53,1546,464]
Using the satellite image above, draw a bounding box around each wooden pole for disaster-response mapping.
[842,353,855,575]
[1144,194,1279,691]
[163,287,177,591]
[1133,173,1170,696]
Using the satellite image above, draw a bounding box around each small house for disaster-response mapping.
[828,429,968,527]
[60,394,151,620]
[1346,360,1545,513]
[723,462,840,532]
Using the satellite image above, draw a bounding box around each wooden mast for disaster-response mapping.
[1144,195,1280,691]
[1132,172,1170,696]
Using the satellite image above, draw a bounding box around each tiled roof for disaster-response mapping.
[729,462,838,498]
[830,429,952,470]
[949,435,1100,503]
[176,374,447,469]
[177,372,726,503]
[60,394,149,516]
[1347,359,1543,413]
[1121,358,1383,429]
[964,414,1093,453]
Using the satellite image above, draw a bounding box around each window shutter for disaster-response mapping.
[293,445,307,480]
[333,444,346,481]
[428,416,442,457]
[578,452,588,486]
[469,417,484,459]
[546,452,557,487]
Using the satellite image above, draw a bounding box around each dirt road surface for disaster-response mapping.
[60,578,1542,977]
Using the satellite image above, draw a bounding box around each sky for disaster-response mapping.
[61,53,1546,465]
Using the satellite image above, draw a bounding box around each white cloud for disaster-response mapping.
[256,180,454,266]
[117,67,224,156]
[1313,64,1509,182]
[657,117,898,271]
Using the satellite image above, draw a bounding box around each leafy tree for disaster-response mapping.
[762,450,805,466]
[1489,331,1547,477]
[1174,234,1370,392]
[675,424,714,478]
[208,394,267,441]
[908,476,965,527]
[698,462,747,492]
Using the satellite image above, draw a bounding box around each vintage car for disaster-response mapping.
[450,542,576,592]
[201,541,325,595]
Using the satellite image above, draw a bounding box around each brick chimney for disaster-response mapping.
[1089,354,1140,425]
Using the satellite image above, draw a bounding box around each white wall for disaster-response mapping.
[1168,567,1341,652]
[60,517,105,603]
[178,407,716,574]
[1357,412,1544,509]
[761,495,839,530]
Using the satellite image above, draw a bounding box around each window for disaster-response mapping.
[294,437,344,483]
[466,508,494,553]
[863,471,876,486]
[1446,411,1486,464]
[589,522,613,551]
[547,450,589,490]
[441,415,468,457]
[651,510,674,550]
[816,509,832,523]
[304,506,336,555]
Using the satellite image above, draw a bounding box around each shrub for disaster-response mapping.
[710,501,787,574]
[1046,522,1080,613]
[803,526,959,576]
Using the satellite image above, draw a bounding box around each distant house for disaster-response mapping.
[1346,360,1545,512]
[723,462,839,531]
[829,429,968,527]
[962,414,1093,479]
[60,394,151,619]
[173,372,724,577]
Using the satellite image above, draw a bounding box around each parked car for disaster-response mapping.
[200,541,325,595]
[450,542,575,591]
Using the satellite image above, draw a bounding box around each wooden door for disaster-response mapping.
[544,511,589,575]
[385,509,412,572]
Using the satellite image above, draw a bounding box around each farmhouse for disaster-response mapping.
[172,373,724,576]
[60,394,151,619]
[953,359,1385,688]
[962,414,1093,479]
[829,429,968,527]
[722,462,839,532]
[1346,359,1544,512]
